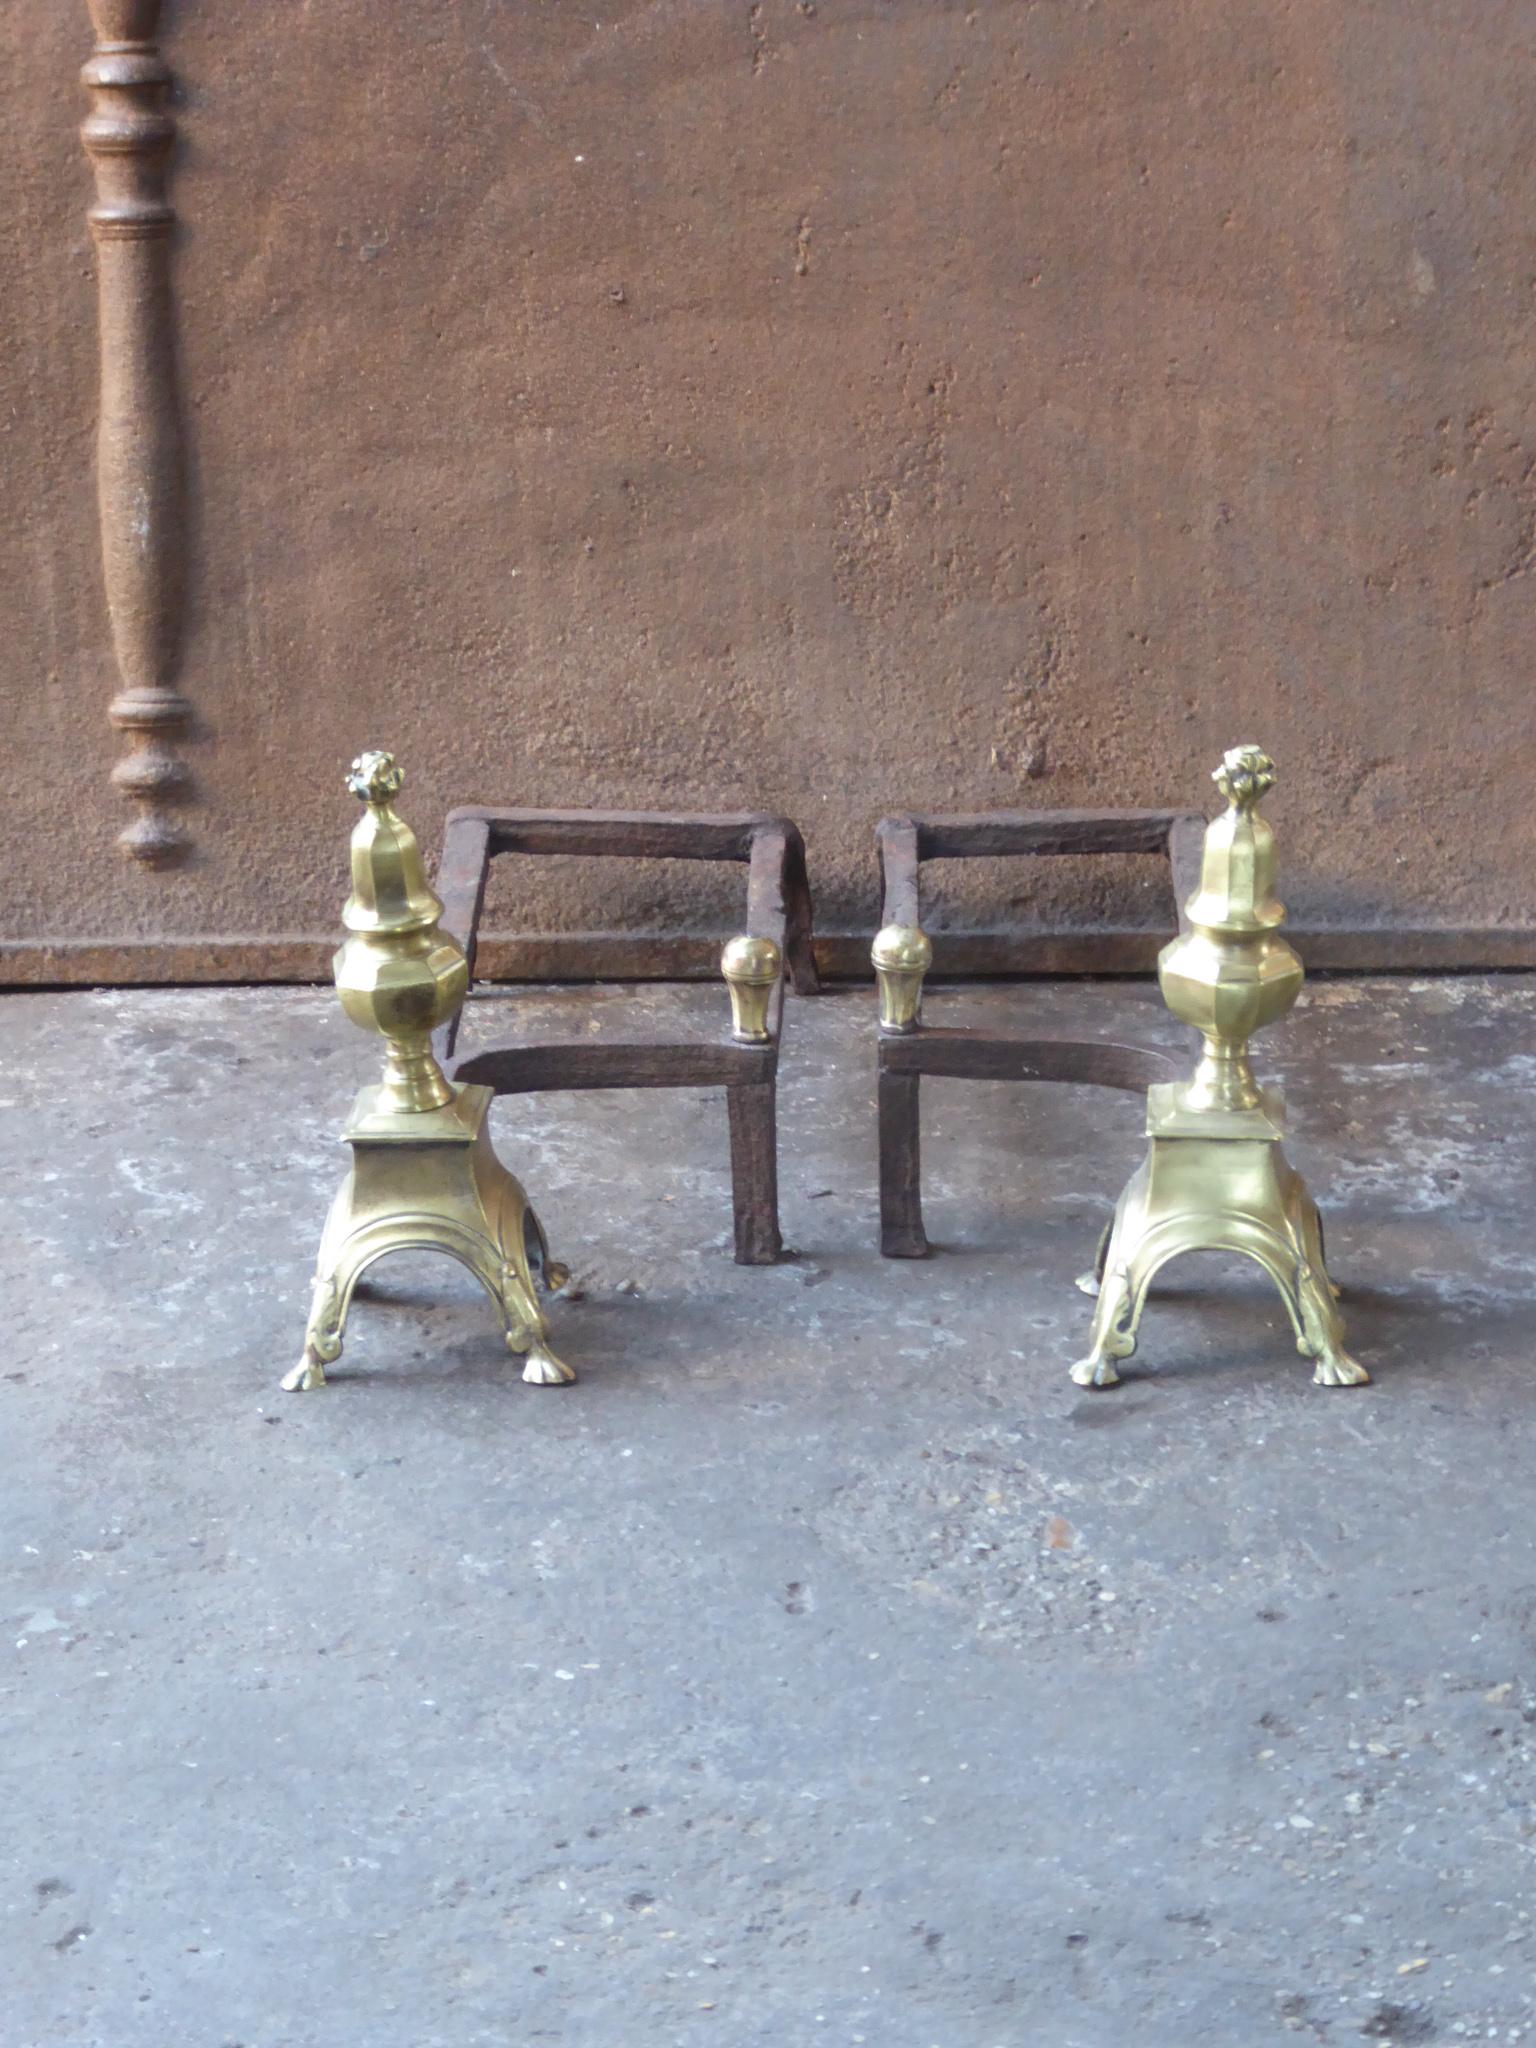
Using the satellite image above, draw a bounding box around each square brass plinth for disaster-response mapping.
[1072,1086,1366,1392]
[284,1083,572,1392]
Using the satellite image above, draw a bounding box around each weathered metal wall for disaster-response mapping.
[6,1,1536,981]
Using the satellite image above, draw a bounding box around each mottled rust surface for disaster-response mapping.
[7,5,1536,971]
[7,977,1536,2042]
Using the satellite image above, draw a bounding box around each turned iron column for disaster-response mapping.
[80,0,191,866]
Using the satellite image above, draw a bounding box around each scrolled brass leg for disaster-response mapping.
[498,1262,576,1388]
[1075,1221,1112,1299]
[283,1273,344,1392]
[1296,1259,1369,1387]
[522,1203,572,1298]
[1070,1265,1138,1389]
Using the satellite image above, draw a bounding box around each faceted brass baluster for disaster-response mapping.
[331,751,464,1114]
[721,935,781,1043]
[284,751,574,1393]
[1071,744,1366,1391]
[872,925,932,1034]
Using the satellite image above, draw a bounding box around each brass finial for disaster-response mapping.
[721,934,781,1042]
[334,751,466,1116]
[1070,743,1366,1392]
[285,750,576,1394]
[346,748,405,805]
[872,925,932,1034]
[1212,742,1276,810]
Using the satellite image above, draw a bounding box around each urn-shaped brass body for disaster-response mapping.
[333,751,467,1114]
[1155,746,1303,1114]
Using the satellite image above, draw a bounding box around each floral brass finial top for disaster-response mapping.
[1212,745,1276,813]
[347,750,404,806]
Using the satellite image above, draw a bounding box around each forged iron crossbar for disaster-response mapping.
[871,805,1205,1259]
[433,806,818,1266]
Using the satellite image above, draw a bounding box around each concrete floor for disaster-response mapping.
[6,977,1536,2048]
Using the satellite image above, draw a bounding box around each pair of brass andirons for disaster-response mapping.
[288,744,1366,1395]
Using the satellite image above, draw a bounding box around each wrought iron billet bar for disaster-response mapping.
[433,805,818,1266]
[871,806,1199,1260]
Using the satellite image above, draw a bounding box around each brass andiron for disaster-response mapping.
[284,752,573,1393]
[1072,745,1366,1391]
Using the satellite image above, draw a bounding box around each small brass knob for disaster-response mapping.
[721,934,781,1043]
[872,924,932,1034]
[346,749,405,806]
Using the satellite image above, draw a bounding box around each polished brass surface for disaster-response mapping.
[1159,746,1300,1116]
[334,750,465,1114]
[720,933,781,1043]
[286,752,573,1392]
[872,924,932,1035]
[1072,745,1365,1390]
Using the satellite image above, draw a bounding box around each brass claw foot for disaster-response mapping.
[501,1267,575,1386]
[1311,1347,1370,1388]
[1070,1351,1124,1389]
[515,1336,578,1386]
[281,1348,328,1393]
[1297,1257,1369,1385]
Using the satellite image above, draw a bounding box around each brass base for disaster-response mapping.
[284,1082,573,1392]
[1071,1085,1366,1391]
